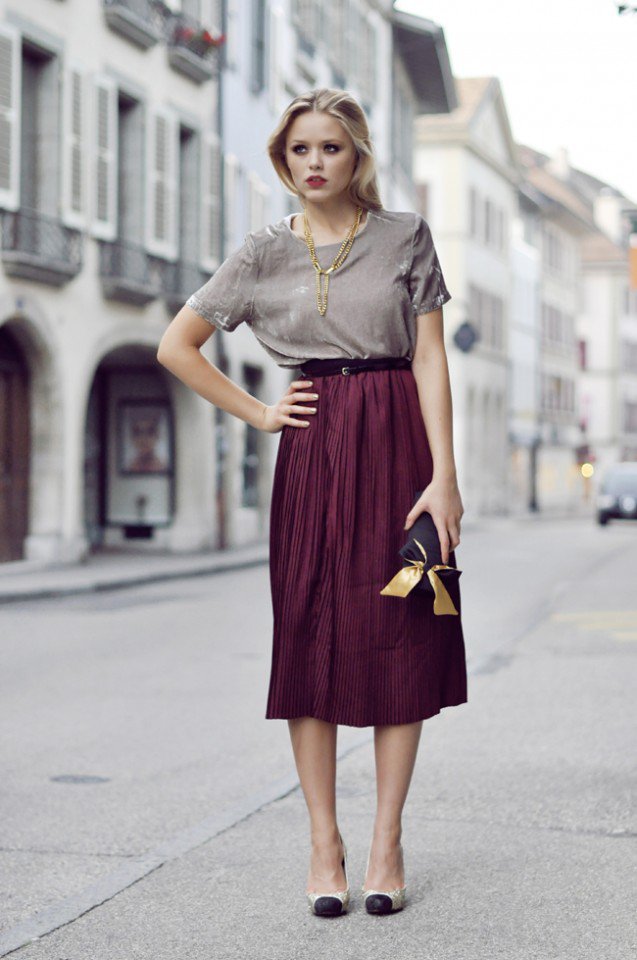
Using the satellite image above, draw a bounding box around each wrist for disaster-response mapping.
[432,467,458,484]
[256,401,268,430]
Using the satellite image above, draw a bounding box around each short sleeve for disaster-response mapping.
[407,213,452,317]
[186,234,259,332]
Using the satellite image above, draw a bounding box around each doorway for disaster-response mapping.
[0,327,31,562]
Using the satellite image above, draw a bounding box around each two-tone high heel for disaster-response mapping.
[361,842,406,914]
[307,834,350,916]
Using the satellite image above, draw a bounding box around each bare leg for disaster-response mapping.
[287,717,347,894]
[363,720,423,890]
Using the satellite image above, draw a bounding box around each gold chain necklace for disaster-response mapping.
[302,206,363,316]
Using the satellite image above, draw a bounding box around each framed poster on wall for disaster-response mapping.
[117,399,173,476]
[106,398,175,526]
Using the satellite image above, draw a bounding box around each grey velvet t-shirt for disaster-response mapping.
[186,208,451,369]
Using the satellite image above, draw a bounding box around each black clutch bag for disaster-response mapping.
[380,489,462,616]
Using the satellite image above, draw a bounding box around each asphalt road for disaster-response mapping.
[1,514,635,959]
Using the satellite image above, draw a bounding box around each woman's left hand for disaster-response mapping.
[403,477,464,565]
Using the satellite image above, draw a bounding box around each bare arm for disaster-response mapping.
[404,306,464,562]
[156,306,319,433]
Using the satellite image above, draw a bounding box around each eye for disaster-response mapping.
[290,144,340,154]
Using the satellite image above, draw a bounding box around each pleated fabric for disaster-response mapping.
[265,365,468,727]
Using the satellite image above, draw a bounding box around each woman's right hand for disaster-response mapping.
[260,380,319,434]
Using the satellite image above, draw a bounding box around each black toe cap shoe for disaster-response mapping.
[313,895,346,916]
[365,893,400,914]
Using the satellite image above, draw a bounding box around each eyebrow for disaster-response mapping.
[289,138,344,144]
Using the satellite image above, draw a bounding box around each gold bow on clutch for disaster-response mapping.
[380,538,459,615]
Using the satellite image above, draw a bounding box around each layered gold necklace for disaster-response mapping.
[302,206,363,316]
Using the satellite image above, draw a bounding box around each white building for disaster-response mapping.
[577,189,637,476]
[516,146,637,510]
[509,182,542,513]
[185,0,459,550]
[413,76,521,519]
[0,0,457,565]
[517,146,596,511]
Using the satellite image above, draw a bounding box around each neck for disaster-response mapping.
[302,198,363,233]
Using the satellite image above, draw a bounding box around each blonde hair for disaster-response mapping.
[267,88,383,212]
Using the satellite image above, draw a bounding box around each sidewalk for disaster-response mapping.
[0,503,632,959]
[0,503,595,604]
[0,541,269,604]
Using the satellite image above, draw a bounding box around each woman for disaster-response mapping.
[157,88,468,918]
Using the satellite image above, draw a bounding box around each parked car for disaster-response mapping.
[596,461,637,525]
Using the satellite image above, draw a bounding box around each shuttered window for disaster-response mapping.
[248,172,270,233]
[328,0,347,75]
[360,15,376,104]
[267,5,282,113]
[62,66,87,228]
[200,130,222,271]
[223,152,239,252]
[184,0,223,29]
[250,0,266,94]
[0,24,21,211]
[201,0,223,30]
[91,74,117,239]
[145,108,178,259]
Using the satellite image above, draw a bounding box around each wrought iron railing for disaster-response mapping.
[102,0,164,46]
[98,239,162,296]
[161,258,208,304]
[169,13,221,55]
[1,208,82,274]
[103,0,159,21]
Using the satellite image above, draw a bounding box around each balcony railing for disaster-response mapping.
[103,0,162,49]
[98,239,162,305]
[160,258,209,313]
[1,209,82,286]
[166,12,223,82]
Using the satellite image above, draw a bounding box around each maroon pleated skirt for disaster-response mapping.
[265,359,468,727]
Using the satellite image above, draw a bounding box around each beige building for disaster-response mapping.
[0,0,224,564]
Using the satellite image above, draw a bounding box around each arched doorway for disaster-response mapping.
[0,326,31,561]
[84,345,175,551]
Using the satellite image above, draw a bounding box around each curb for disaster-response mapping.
[0,546,270,605]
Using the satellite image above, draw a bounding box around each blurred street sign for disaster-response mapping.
[454,321,479,353]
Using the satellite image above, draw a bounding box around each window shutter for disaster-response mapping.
[311,0,323,37]
[346,2,359,81]
[300,0,313,36]
[199,0,222,30]
[91,74,117,240]
[267,5,282,114]
[62,66,87,228]
[248,172,270,232]
[225,0,239,68]
[145,108,179,260]
[329,1,346,75]
[223,152,238,252]
[200,130,221,271]
[415,182,428,219]
[0,24,21,212]
[361,16,376,103]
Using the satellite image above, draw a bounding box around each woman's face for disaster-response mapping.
[284,110,358,205]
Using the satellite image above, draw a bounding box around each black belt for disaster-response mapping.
[299,356,412,377]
